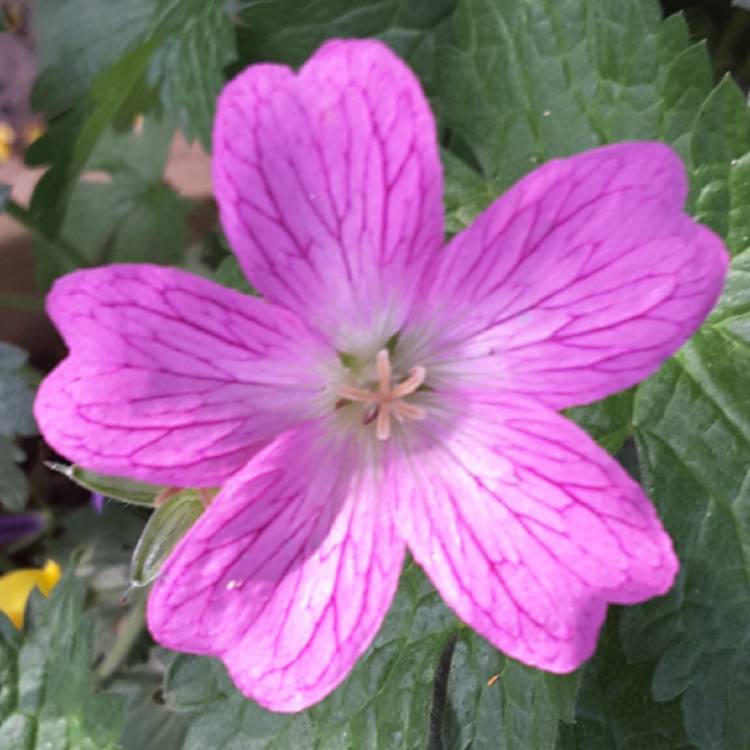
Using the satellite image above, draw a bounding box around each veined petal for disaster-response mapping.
[147,421,405,711]
[213,39,443,340]
[388,393,677,673]
[35,265,325,487]
[424,143,728,409]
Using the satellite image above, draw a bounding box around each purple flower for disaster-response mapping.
[0,513,44,547]
[34,40,728,711]
[90,492,105,513]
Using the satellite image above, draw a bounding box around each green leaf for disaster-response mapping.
[556,613,692,750]
[436,3,750,749]
[0,570,124,750]
[109,658,192,750]
[440,635,577,749]
[0,343,37,440]
[625,248,750,750]
[689,77,750,256]
[163,654,229,713]
[236,0,457,95]
[165,565,577,749]
[32,115,188,285]
[32,0,153,118]
[0,344,37,511]
[45,462,165,507]
[111,672,188,750]
[567,391,635,454]
[129,492,205,586]
[28,0,234,256]
[0,184,9,211]
[438,0,711,189]
[0,439,30,513]
[213,255,256,295]
[28,37,161,242]
[442,149,496,236]
[148,0,237,148]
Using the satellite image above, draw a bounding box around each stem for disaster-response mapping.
[96,594,147,683]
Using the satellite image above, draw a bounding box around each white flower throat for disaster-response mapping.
[337,348,426,440]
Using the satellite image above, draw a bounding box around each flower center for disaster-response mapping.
[337,348,426,440]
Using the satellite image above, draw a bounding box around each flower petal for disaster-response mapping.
[213,39,443,338]
[148,421,405,711]
[35,265,324,487]
[389,393,678,673]
[425,143,728,409]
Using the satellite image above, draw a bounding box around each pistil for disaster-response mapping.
[338,348,426,440]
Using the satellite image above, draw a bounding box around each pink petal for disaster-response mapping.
[147,420,405,712]
[388,392,678,673]
[35,265,325,487]
[213,39,443,336]
[424,143,728,409]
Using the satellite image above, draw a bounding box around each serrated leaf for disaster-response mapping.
[236,0,457,96]
[165,565,576,749]
[435,2,750,749]
[438,0,710,189]
[625,248,750,750]
[0,344,37,511]
[441,634,577,750]
[0,570,124,749]
[690,77,750,255]
[556,613,692,750]
[613,60,750,750]
[0,343,37,440]
[148,0,237,148]
[129,492,204,586]
[46,462,164,506]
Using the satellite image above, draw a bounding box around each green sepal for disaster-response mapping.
[45,462,165,507]
[129,491,205,587]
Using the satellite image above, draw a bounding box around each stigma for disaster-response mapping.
[338,348,426,440]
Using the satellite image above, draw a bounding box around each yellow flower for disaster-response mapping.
[0,122,15,163]
[0,560,61,628]
[23,122,45,146]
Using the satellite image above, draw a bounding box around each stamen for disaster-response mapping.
[391,401,425,421]
[376,349,391,395]
[390,366,426,399]
[337,347,427,440]
[338,385,377,403]
[377,402,391,440]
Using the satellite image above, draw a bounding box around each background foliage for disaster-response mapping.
[2,0,750,748]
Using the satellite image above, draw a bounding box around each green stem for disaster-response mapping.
[96,594,147,683]
[0,294,44,311]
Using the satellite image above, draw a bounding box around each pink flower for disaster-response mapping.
[35,40,728,712]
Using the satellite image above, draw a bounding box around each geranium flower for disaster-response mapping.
[34,40,728,711]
